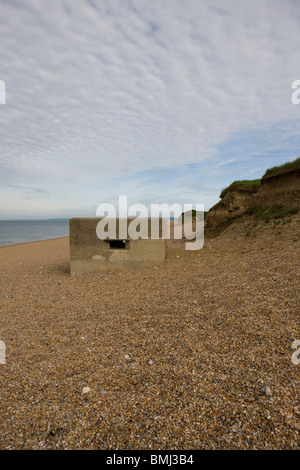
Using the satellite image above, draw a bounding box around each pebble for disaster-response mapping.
[82,387,91,395]
[246,397,256,402]
[265,386,272,397]
[0,222,299,450]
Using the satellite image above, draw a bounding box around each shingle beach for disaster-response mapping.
[0,223,299,450]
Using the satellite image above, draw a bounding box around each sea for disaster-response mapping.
[0,220,70,247]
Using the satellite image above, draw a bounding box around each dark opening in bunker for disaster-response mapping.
[107,240,130,250]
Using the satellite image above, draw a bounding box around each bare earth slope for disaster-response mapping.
[205,168,300,239]
[0,219,299,450]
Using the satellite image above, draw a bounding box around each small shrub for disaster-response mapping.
[216,215,241,230]
[288,207,299,216]
[244,205,266,218]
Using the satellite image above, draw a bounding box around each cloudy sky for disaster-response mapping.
[0,0,300,219]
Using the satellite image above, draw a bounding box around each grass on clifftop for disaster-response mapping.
[220,179,261,199]
[220,157,300,198]
[262,157,300,179]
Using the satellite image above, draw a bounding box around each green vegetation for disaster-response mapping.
[262,157,300,179]
[219,157,300,199]
[216,214,241,231]
[220,179,261,199]
[211,202,299,237]
[228,206,241,213]
[206,156,300,237]
[244,204,299,222]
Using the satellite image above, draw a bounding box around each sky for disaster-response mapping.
[0,0,300,219]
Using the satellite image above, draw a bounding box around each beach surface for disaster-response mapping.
[0,229,299,450]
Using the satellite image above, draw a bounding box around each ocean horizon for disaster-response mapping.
[0,216,180,247]
[0,219,70,247]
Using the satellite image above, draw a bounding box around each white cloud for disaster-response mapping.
[0,0,300,216]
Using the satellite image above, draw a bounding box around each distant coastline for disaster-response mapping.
[0,218,70,221]
[0,219,70,247]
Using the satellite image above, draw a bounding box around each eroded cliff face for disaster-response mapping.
[205,190,252,238]
[257,168,300,206]
[205,169,300,239]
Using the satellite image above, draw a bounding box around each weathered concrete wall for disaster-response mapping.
[69,218,167,275]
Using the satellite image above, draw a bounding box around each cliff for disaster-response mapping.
[205,158,300,239]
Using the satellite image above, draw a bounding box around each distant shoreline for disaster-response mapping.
[0,218,70,222]
[0,236,69,249]
[0,219,70,248]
